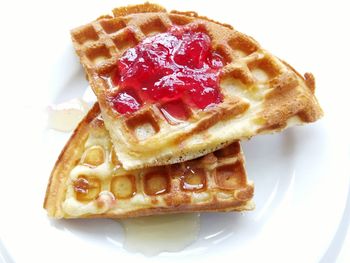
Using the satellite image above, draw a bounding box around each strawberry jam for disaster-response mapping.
[109,26,225,116]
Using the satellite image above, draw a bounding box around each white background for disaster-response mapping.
[0,0,349,262]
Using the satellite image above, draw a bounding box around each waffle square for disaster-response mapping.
[44,103,254,218]
[71,3,323,170]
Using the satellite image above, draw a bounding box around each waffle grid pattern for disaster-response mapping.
[70,3,322,170]
[61,112,254,217]
[70,10,267,128]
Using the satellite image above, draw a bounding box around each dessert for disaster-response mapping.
[71,3,323,170]
[44,103,254,218]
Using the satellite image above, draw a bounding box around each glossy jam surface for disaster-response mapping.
[109,26,225,116]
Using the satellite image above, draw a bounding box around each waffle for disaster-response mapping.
[71,3,323,170]
[44,103,254,218]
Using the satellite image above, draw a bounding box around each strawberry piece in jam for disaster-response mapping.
[109,25,226,116]
[173,32,211,69]
[109,89,142,114]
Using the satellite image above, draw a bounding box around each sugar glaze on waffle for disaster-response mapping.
[71,3,323,170]
[44,103,254,218]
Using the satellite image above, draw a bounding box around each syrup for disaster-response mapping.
[181,167,206,191]
[47,99,89,132]
[109,26,226,116]
[120,213,200,256]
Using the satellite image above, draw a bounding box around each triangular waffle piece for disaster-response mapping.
[71,3,323,170]
[44,103,254,218]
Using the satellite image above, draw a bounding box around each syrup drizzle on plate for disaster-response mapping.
[47,98,90,132]
[119,213,200,256]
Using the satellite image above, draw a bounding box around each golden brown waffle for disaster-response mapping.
[71,3,323,170]
[44,103,254,218]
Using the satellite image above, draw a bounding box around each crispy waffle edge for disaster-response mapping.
[43,103,100,218]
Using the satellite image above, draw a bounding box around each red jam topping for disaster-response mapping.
[108,89,142,115]
[109,26,226,116]
[160,100,190,122]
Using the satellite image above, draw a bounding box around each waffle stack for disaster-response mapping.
[44,3,322,218]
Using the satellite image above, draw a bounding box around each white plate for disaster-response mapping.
[1,0,350,262]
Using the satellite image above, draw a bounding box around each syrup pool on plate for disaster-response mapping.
[47,98,90,132]
[119,213,200,256]
[107,25,226,118]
